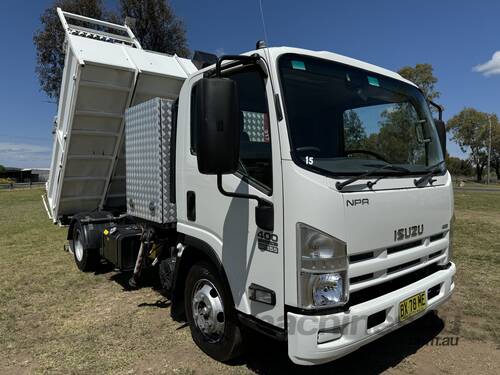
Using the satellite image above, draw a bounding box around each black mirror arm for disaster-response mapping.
[217,174,274,231]
[217,174,272,208]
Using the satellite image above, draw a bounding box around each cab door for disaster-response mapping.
[177,62,285,329]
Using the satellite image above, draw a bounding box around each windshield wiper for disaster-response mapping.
[336,164,411,191]
[413,161,446,187]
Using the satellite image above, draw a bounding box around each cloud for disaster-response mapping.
[0,142,51,168]
[473,51,500,76]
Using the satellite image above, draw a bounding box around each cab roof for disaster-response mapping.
[255,46,419,88]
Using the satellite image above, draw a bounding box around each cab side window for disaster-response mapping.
[191,68,272,193]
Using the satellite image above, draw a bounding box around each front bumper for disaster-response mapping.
[287,262,456,365]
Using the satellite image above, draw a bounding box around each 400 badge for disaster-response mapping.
[257,231,279,254]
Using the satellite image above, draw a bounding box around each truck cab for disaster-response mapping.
[176,46,455,364]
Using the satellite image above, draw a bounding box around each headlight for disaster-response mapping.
[297,223,348,309]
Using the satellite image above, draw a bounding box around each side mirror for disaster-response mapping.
[195,74,274,232]
[195,78,241,175]
[434,119,446,156]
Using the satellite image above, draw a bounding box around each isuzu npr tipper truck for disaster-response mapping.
[44,8,455,365]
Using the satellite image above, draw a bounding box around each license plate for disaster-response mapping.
[399,291,427,321]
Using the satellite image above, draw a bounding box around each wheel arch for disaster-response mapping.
[171,235,234,321]
[67,212,111,249]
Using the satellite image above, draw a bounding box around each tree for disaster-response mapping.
[488,117,500,180]
[376,104,425,164]
[34,0,106,100]
[34,0,189,100]
[0,165,5,174]
[447,108,495,182]
[445,154,473,177]
[398,64,440,102]
[343,110,366,149]
[117,0,189,57]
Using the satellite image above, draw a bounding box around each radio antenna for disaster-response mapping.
[258,0,269,46]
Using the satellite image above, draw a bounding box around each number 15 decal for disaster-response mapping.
[306,156,314,165]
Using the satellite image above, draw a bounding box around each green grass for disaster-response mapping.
[446,191,500,344]
[453,180,500,190]
[0,189,217,375]
[0,188,499,373]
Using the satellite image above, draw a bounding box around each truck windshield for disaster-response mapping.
[278,54,444,177]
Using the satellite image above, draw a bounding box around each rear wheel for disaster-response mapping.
[184,262,243,362]
[70,221,98,272]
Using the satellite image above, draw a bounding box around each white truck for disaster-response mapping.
[45,9,455,365]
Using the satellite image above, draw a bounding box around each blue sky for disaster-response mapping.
[0,0,499,167]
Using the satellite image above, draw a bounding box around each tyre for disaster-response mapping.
[159,257,176,298]
[184,261,243,362]
[70,221,99,272]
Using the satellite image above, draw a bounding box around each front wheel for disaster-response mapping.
[184,262,243,362]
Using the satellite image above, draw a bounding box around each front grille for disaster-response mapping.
[349,252,374,263]
[429,250,443,259]
[348,231,448,293]
[387,258,421,274]
[430,233,445,242]
[348,263,442,307]
[387,239,422,255]
[350,273,374,284]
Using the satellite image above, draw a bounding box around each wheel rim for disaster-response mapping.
[191,279,225,343]
[74,230,84,262]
